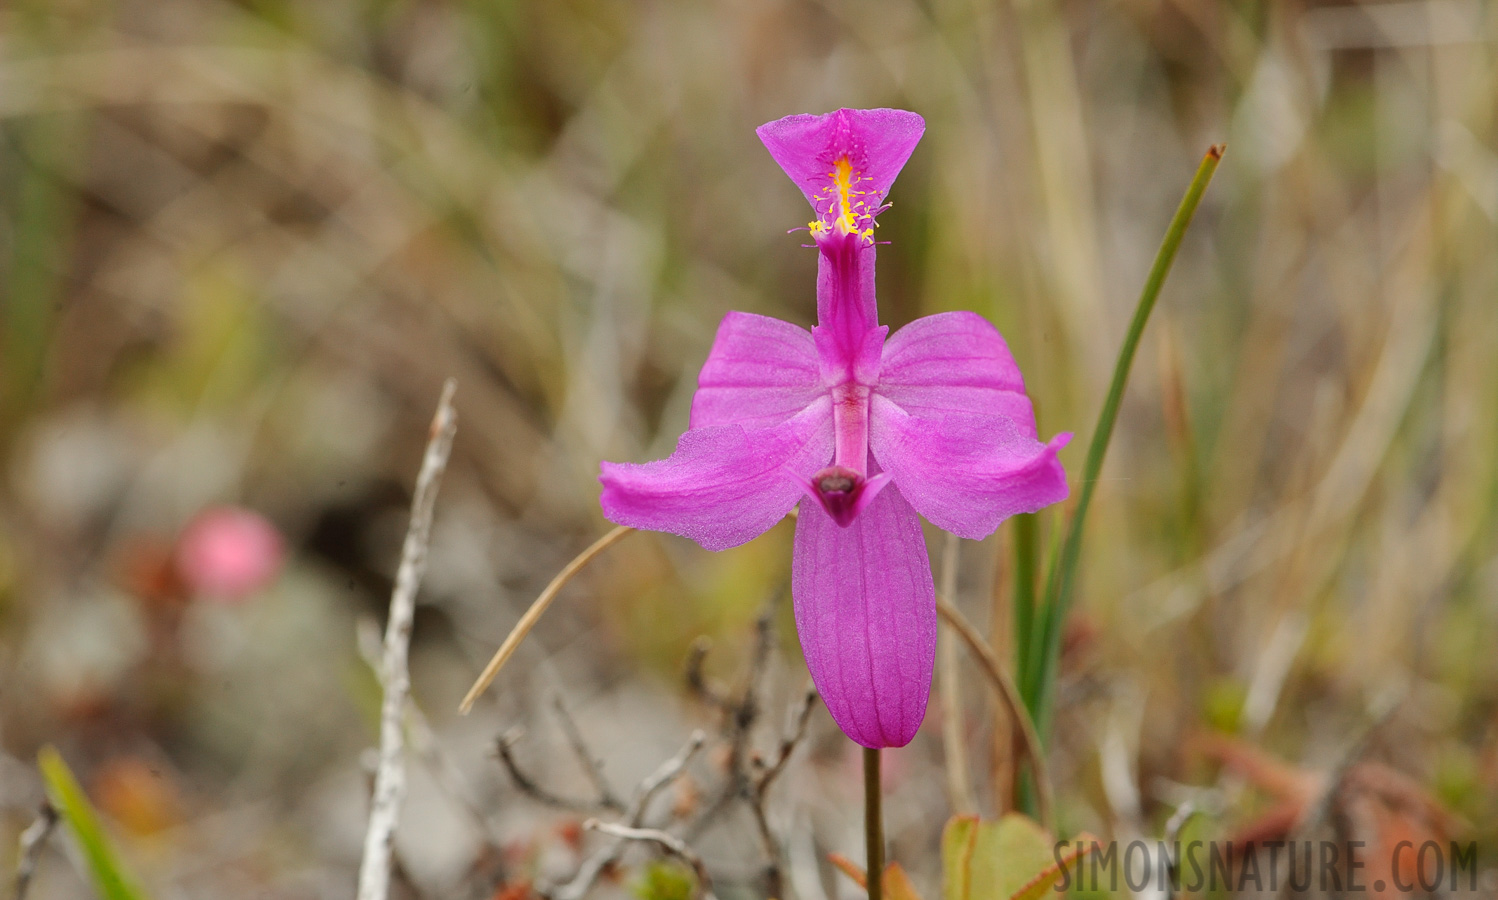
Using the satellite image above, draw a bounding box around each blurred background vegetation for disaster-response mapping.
[0,0,1495,897]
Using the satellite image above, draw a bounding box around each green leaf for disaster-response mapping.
[969,814,1055,900]
[1007,833,1098,900]
[1026,145,1226,738]
[941,815,979,900]
[940,815,1132,900]
[37,746,150,900]
[942,815,1106,900]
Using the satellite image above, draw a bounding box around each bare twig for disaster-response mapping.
[1292,693,1408,839]
[552,695,625,811]
[550,730,707,900]
[356,379,458,900]
[497,728,620,815]
[749,685,817,899]
[684,637,733,711]
[356,618,507,848]
[682,603,812,899]
[632,731,708,813]
[583,821,716,900]
[14,802,57,900]
[460,525,635,713]
[685,602,779,840]
[753,685,817,795]
[935,593,1055,830]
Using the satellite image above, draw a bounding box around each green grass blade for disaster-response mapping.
[1010,512,1038,697]
[2,111,89,425]
[37,746,151,900]
[1029,145,1226,737]
[1010,512,1041,818]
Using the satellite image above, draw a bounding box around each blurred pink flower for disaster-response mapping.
[174,506,284,601]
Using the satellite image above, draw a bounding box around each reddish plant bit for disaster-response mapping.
[490,880,536,900]
[555,819,585,851]
[1196,732,1467,896]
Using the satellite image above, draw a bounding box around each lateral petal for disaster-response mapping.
[691,312,824,429]
[600,398,833,551]
[878,311,1035,427]
[869,395,1071,541]
[792,482,935,748]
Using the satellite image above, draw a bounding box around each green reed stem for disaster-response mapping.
[864,747,883,900]
[1026,145,1225,738]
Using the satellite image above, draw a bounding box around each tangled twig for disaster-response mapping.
[583,821,716,900]
[547,730,707,900]
[13,802,57,900]
[504,593,816,900]
[497,727,622,815]
[552,695,626,812]
[682,601,817,899]
[747,685,818,897]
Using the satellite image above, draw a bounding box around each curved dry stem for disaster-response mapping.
[935,594,1054,830]
[459,525,635,713]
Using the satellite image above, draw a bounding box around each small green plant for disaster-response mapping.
[37,746,150,900]
[631,860,697,900]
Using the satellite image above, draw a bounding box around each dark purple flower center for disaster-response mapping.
[810,465,877,527]
[817,469,857,494]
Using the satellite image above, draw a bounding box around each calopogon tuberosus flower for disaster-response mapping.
[599,108,1071,748]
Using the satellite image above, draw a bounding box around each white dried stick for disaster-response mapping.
[356,379,458,900]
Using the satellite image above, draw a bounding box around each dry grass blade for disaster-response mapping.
[459,525,635,713]
[356,379,459,900]
[935,595,1054,830]
[937,532,976,815]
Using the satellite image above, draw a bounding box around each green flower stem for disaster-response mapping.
[1026,145,1226,737]
[865,746,883,900]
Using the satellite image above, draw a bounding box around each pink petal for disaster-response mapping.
[600,398,833,551]
[756,108,925,218]
[812,250,886,377]
[869,395,1071,540]
[691,312,824,429]
[792,482,935,748]
[877,311,1035,425]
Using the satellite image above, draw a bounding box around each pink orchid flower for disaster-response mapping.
[600,108,1070,748]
